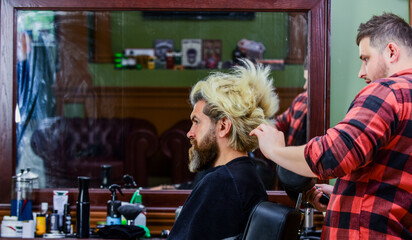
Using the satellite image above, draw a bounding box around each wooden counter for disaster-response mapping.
[0,189,324,237]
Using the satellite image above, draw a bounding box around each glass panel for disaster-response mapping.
[15,10,307,189]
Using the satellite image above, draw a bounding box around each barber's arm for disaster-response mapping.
[250,123,316,178]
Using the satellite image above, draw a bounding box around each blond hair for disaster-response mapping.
[190,59,279,152]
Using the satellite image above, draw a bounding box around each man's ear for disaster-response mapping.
[217,117,232,138]
[386,42,400,63]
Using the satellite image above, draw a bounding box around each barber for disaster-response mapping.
[250,13,412,239]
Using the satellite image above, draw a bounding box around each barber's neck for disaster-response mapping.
[390,62,412,76]
[387,50,412,76]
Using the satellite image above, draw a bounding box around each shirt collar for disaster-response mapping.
[390,68,412,77]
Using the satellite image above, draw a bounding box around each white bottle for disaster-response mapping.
[1,216,23,238]
[133,191,146,227]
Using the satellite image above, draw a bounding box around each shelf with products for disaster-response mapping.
[88,63,305,88]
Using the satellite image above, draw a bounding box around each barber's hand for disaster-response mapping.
[305,184,333,212]
[250,123,285,160]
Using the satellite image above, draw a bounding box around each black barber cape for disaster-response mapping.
[168,156,268,240]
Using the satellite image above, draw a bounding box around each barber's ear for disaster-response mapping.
[217,117,232,138]
[386,42,400,63]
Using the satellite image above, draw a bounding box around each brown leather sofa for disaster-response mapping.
[30,117,158,188]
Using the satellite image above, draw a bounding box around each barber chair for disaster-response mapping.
[242,201,301,240]
[276,166,329,240]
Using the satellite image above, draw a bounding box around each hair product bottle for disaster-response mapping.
[76,177,90,238]
[62,203,72,235]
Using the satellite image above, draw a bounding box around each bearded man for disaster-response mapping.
[168,59,279,240]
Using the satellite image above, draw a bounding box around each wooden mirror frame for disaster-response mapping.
[410,0,412,25]
[0,0,330,204]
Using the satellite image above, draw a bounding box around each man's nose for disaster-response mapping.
[187,128,194,139]
[358,65,366,79]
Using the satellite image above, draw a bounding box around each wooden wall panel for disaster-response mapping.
[91,12,113,63]
[55,12,92,89]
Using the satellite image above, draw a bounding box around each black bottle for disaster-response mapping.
[63,203,72,234]
[76,176,90,238]
[100,165,112,189]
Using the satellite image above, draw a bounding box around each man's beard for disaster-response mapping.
[188,130,218,173]
[371,56,389,81]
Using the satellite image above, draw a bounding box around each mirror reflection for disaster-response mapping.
[15,10,307,189]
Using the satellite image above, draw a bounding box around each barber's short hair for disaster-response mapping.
[190,58,279,152]
[356,13,412,55]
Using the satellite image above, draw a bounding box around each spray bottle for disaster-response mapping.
[106,184,123,225]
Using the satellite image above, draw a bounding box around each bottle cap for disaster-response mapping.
[21,168,38,180]
[41,202,48,214]
[3,216,18,221]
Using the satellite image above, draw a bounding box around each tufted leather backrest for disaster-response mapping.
[31,117,158,188]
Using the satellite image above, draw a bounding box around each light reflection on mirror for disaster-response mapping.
[15,10,307,189]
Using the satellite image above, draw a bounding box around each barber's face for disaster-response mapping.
[187,100,218,172]
[358,37,389,84]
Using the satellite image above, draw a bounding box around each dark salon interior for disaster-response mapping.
[0,0,410,239]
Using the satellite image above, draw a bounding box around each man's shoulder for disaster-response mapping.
[227,157,268,192]
[200,165,233,183]
[199,157,259,184]
[225,157,258,173]
[374,70,412,88]
[355,76,408,100]
[198,157,266,188]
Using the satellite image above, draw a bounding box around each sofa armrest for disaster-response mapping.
[124,119,159,187]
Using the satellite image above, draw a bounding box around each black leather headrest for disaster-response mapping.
[277,165,315,193]
[276,165,316,204]
[242,201,300,240]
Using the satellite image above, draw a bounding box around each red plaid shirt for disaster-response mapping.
[305,69,412,239]
[276,91,307,146]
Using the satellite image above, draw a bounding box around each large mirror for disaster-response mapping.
[0,0,329,202]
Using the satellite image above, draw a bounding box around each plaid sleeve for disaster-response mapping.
[275,103,293,132]
[305,81,399,179]
[275,91,307,146]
